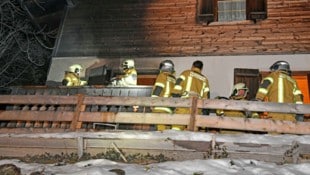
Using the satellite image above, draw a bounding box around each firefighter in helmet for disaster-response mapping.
[171,60,210,130]
[216,83,250,117]
[151,60,176,131]
[111,59,137,86]
[62,64,87,86]
[255,60,304,121]
[215,83,258,134]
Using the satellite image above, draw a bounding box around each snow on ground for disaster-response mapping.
[1,157,309,175]
[0,130,309,175]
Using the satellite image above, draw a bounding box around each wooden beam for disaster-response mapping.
[83,96,192,107]
[79,112,190,125]
[0,132,309,164]
[70,94,85,130]
[0,111,74,122]
[79,112,310,134]
[196,115,310,135]
[188,97,198,131]
[0,95,77,105]
[198,99,310,114]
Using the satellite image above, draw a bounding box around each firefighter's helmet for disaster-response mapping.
[122,59,135,70]
[159,60,174,73]
[69,64,83,75]
[230,83,249,99]
[269,60,291,73]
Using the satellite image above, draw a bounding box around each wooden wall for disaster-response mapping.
[54,0,310,58]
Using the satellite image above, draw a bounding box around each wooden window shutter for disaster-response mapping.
[234,68,261,100]
[246,0,267,22]
[197,0,215,24]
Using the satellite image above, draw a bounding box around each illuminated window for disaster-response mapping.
[197,0,267,24]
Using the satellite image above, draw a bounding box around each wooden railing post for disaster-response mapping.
[188,97,198,131]
[70,94,85,131]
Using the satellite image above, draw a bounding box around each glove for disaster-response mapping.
[62,79,69,86]
[202,108,209,115]
[295,114,304,122]
[215,109,224,116]
[171,93,181,98]
[215,96,229,100]
[244,110,252,118]
[251,112,260,118]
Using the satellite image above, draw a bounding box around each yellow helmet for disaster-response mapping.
[122,59,135,70]
[69,64,83,74]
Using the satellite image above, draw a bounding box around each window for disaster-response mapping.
[197,0,267,24]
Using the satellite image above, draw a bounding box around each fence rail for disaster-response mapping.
[0,94,309,134]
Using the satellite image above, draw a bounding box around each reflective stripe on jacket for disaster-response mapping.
[173,67,209,99]
[256,71,303,104]
[151,71,176,113]
[120,68,137,86]
[63,71,81,86]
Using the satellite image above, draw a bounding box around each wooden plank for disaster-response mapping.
[0,128,72,134]
[198,99,310,114]
[0,132,308,163]
[0,95,77,105]
[188,97,198,131]
[79,112,190,125]
[226,152,290,164]
[70,94,85,130]
[0,148,77,158]
[0,111,74,122]
[196,116,310,135]
[0,137,77,148]
[3,95,307,115]
[80,112,310,134]
[83,96,192,107]
[84,139,193,151]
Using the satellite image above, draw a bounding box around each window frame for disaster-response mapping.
[197,0,267,24]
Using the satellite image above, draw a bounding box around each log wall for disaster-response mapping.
[54,0,310,57]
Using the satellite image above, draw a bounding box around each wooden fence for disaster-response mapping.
[0,94,309,134]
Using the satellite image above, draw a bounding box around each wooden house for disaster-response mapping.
[46,0,310,101]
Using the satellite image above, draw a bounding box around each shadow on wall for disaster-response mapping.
[54,0,154,58]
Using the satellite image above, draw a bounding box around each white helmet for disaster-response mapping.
[230,83,249,99]
[122,59,135,70]
[69,64,83,74]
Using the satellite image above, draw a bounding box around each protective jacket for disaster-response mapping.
[215,95,248,117]
[173,67,210,99]
[151,71,176,114]
[172,67,210,120]
[118,68,137,86]
[62,71,87,86]
[256,71,303,104]
[256,70,303,121]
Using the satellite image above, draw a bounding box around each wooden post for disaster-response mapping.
[70,94,85,131]
[77,137,84,159]
[188,97,198,131]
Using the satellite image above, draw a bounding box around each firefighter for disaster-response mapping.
[255,60,304,121]
[216,83,258,134]
[172,60,210,130]
[62,64,87,86]
[111,59,137,86]
[151,60,176,131]
[216,83,250,117]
